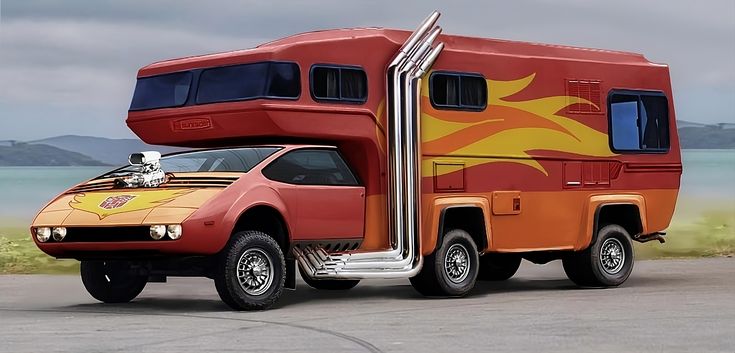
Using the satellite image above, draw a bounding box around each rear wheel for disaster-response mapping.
[410,229,479,297]
[298,266,360,290]
[563,224,634,287]
[80,260,147,303]
[214,230,286,311]
[477,253,522,281]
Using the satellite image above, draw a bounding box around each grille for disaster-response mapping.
[62,226,167,242]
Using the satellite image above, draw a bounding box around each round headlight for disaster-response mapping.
[36,227,52,242]
[166,225,182,240]
[52,227,67,241]
[149,225,166,240]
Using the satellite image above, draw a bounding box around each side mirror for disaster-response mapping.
[129,151,161,166]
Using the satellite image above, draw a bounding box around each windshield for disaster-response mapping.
[99,147,281,178]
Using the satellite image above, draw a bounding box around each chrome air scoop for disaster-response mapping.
[115,151,166,188]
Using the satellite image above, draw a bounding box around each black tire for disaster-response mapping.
[298,266,360,290]
[80,260,147,303]
[477,253,522,281]
[410,229,479,297]
[563,224,634,287]
[214,230,286,311]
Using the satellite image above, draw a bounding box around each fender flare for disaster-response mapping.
[576,194,648,250]
[423,196,492,255]
[219,186,293,250]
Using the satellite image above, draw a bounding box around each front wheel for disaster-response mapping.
[410,229,479,297]
[80,260,148,303]
[563,224,634,287]
[298,266,360,290]
[214,231,286,311]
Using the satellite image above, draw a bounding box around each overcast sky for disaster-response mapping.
[1,0,733,140]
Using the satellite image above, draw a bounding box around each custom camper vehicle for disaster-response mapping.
[31,12,681,310]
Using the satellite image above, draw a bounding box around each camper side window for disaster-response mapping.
[430,72,487,111]
[310,65,368,103]
[609,91,670,152]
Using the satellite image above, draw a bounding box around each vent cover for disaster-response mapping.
[567,79,602,114]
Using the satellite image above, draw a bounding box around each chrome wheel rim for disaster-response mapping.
[599,238,625,275]
[236,248,274,296]
[444,243,470,283]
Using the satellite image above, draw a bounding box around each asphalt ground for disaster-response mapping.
[1,258,733,353]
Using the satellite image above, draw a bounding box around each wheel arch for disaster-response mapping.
[230,204,291,255]
[424,197,492,255]
[578,195,648,250]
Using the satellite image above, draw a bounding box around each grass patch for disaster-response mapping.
[0,227,78,274]
[636,210,735,259]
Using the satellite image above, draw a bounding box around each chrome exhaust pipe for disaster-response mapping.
[294,11,445,279]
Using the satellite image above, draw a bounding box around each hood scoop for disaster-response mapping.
[115,151,166,188]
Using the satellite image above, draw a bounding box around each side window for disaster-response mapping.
[310,65,368,103]
[262,149,359,186]
[430,72,487,111]
[609,91,669,152]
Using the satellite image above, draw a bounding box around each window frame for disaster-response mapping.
[428,71,488,112]
[194,61,301,105]
[309,64,368,104]
[607,89,670,154]
[261,147,362,187]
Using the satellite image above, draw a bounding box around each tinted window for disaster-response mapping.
[430,72,487,110]
[196,62,300,104]
[609,92,669,152]
[100,147,280,178]
[130,72,192,111]
[311,66,367,103]
[263,149,359,186]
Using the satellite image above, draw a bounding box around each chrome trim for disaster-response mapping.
[294,11,445,279]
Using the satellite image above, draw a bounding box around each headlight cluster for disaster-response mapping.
[34,225,183,242]
[34,227,66,242]
[149,224,183,240]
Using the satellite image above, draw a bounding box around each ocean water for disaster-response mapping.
[0,150,733,224]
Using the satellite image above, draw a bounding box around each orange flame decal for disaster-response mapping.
[421,73,616,176]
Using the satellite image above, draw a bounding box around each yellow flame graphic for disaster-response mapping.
[421,73,616,176]
[70,189,194,219]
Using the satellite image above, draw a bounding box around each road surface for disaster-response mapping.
[1,258,733,353]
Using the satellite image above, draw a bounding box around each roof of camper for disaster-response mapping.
[138,27,655,76]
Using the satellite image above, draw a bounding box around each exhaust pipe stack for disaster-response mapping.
[294,11,445,279]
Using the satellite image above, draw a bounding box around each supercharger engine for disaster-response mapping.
[115,151,166,188]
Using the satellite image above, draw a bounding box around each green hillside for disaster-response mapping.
[0,143,109,166]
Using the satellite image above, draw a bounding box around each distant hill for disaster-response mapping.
[29,135,185,165]
[0,143,109,166]
[678,126,735,149]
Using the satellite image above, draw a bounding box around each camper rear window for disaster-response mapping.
[129,72,192,111]
[196,62,300,104]
[430,72,487,111]
[609,91,669,152]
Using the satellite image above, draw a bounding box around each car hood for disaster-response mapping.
[32,174,239,227]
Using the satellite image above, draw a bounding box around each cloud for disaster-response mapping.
[0,0,733,140]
